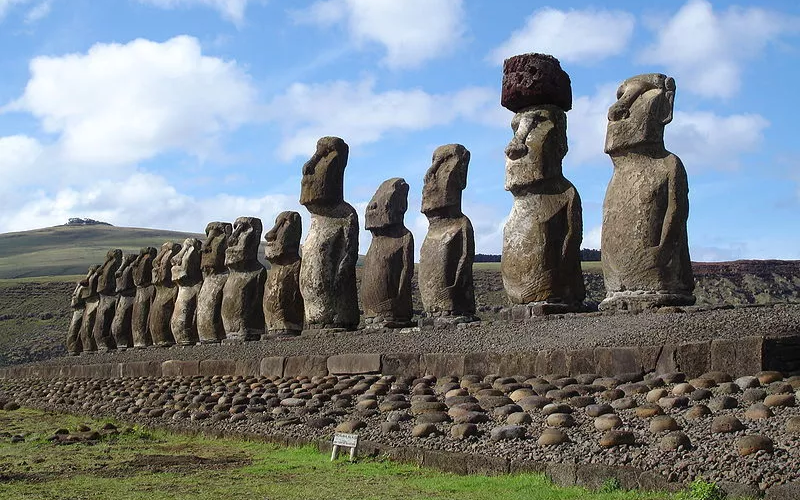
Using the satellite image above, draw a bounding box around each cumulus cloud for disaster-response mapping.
[138,0,252,25]
[490,7,635,65]
[266,78,497,160]
[4,36,259,166]
[295,0,466,69]
[640,0,800,99]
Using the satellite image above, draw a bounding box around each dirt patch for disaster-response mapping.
[113,453,251,475]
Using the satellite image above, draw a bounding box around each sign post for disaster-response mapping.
[331,432,359,461]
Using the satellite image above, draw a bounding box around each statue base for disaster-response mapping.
[198,339,221,345]
[418,314,479,328]
[262,329,301,340]
[599,291,696,313]
[510,302,586,319]
[363,316,416,331]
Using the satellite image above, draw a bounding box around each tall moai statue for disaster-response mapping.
[221,217,267,341]
[362,178,415,329]
[197,222,232,343]
[263,212,304,338]
[93,249,122,351]
[78,265,100,352]
[170,237,203,346]
[111,253,137,349]
[66,270,91,355]
[500,53,585,316]
[600,73,694,312]
[299,136,360,331]
[131,247,157,348]
[149,242,181,347]
[419,144,477,324]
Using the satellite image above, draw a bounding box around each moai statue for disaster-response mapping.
[361,178,415,329]
[419,144,477,324]
[131,247,157,348]
[170,238,203,346]
[263,212,304,338]
[600,73,695,311]
[78,265,100,352]
[66,270,91,355]
[93,249,122,351]
[221,217,267,341]
[500,53,585,317]
[149,242,181,347]
[299,136,360,331]
[197,222,232,343]
[111,253,137,349]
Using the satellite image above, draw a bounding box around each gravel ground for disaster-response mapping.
[37,303,800,366]
[1,369,799,494]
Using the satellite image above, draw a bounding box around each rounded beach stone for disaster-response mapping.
[537,428,569,446]
[585,404,614,417]
[767,382,794,395]
[737,435,773,456]
[411,401,447,414]
[735,376,760,390]
[307,417,336,429]
[701,371,732,384]
[708,396,738,411]
[381,421,400,434]
[490,425,526,441]
[743,388,767,403]
[650,415,679,433]
[611,397,637,410]
[478,395,514,409]
[764,394,795,408]
[599,389,625,401]
[335,420,366,433]
[672,383,695,395]
[658,396,689,410]
[660,431,691,451]
[542,403,573,415]
[379,401,411,412]
[635,404,663,418]
[507,412,532,425]
[453,411,490,424]
[594,414,623,431]
[412,423,439,438]
[510,388,535,401]
[518,396,551,411]
[599,430,636,448]
[711,415,744,433]
[685,405,711,420]
[647,388,669,403]
[785,416,800,434]
[416,411,451,424]
[356,399,378,410]
[546,413,575,428]
[757,371,783,385]
[494,404,523,417]
[501,53,572,112]
[717,382,741,395]
[688,388,712,401]
[451,423,479,440]
[743,403,773,420]
[689,378,716,389]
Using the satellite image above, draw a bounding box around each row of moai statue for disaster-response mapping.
[65,52,695,353]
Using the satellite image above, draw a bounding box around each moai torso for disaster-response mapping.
[171,238,203,346]
[197,222,231,343]
[111,253,137,348]
[149,242,181,346]
[93,249,122,351]
[418,144,476,320]
[78,265,100,352]
[131,247,157,348]
[362,178,415,327]
[299,136,360,330]
[66,270,90,354]
[221,217,266,341]
[263,212,304,338]
[600,73,694,311]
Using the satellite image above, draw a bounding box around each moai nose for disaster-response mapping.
[608,103,630,122]
[505,140,528,161]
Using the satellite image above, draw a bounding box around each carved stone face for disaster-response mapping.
[152,242,181,286]
[504,105,567,191]
[605,73,675,155]
[201,221,232,274]
[366,178,409,230]
[264,211,301,262]
[171,238,202,284]
[132,247,157,287]
[98,249,123,294]
[422,144,469,214]
[225,217,262,266]
[300,136,349,207]
[114,253,137,293]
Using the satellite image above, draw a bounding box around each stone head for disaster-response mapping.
[201,221,232,275]
[366,178,409,230]
[152,242,181,286]
[132,247,157,287]
[171,237,202,284]
[504,105,567,191]
[225,217,262,267]
[422,144,469,215]
[78,264,101,300]
[114,253,137,293]
[98,249,123,294]
[605,73,675,155]
[264,211,302,262]
[300,136,349,208]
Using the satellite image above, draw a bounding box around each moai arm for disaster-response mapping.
[563,188,583,263]
[335,210,359,286]
[656,158,689,266]
[397,232,414,304]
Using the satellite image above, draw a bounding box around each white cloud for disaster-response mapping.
[296,0,466,69]
[0,0,30,20]
[0,135,44,186]
[564,83,618,167]
[24,0,50,22]
[266,78,497,160]
[4,36,259,166]
[490,7,635,65]
[138,0,252,25]
[640,0,800,99]
[583,225,602,250]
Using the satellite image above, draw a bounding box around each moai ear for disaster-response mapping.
[661,77,676,125]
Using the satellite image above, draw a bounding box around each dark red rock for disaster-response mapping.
[501,53,572,112]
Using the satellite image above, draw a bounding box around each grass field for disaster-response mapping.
[0,408,673,500]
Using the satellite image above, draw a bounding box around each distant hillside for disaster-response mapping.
[0,225,267,279]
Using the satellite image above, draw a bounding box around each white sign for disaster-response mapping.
[331,432,359,461]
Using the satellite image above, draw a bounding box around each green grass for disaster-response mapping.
[0,408,673,500]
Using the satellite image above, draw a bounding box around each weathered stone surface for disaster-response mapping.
[263,212,304,337]
[284,355,328,378]
[421,353,465,378]
[299,137,360,330]
[327,354,381,375]
[501,53,572,112]
[170,238,202,346]
[600,73,694,311]
[382,353,422,377]
[490,425,526,441]
[131,247,157,348]
[737,435,773,456]
[711,415,744,433]
[599,430,636,447]
[595,347,641,376]
[259,357,286,378]
[501,102,584,309]
[362,178,414,327]
[93,249,122,351]
[199,359,236,376]
[161,360,200,377]
[111,253,137,349]
[222,217,266,341]
[197,222,231,343]
[119,361,161,378]
[419,144,476,321]
[676,341,710,378]
[537,428,568,446]
[66,268,92,354]
[149,242,181,347]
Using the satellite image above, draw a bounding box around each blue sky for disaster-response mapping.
[0,0,798,261]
